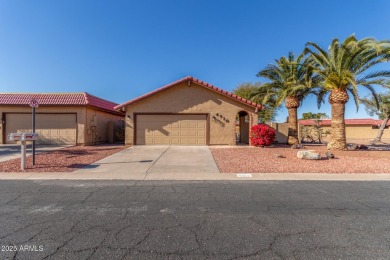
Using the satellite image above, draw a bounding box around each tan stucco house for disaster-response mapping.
[114,76,262,146]
[0,93,124,145]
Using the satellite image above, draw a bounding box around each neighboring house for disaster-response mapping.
[115,76,262,145]
[0,93,124,145]
[299,118,390,141]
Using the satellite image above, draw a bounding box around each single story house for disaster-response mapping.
[114,76,262,145]
[0,93,124,145]
[299,118,390,141]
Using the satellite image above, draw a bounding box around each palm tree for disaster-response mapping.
[305,35,390,150]
[254,51,321,145]
[243,83,280,123]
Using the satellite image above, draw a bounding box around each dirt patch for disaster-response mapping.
[210,145,390,173]
[0,145,128,172]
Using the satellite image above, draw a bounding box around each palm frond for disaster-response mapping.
[347,87,360,111]
[257,49,323,110]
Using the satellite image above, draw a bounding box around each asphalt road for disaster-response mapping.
[0,180,389,259]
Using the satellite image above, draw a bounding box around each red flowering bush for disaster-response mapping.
[250,124,276,146]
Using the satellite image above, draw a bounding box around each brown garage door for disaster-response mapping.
[136,114,207,145]
[5,113,77,145]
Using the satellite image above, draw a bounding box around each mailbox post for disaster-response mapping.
[21,139,27,171]
[30,99,39,165]
[8,133,39,170]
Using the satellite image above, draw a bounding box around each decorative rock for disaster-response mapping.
[347,143,358,150]
[297,150,321,160]
[291,144,305,149]
[326,151,335,159]
[347,143,369,150]
[358,144,368,150]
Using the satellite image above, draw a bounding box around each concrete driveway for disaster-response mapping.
[0,144,71,162]
[74,146,220,179]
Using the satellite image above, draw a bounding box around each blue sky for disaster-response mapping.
[1,0,389,122]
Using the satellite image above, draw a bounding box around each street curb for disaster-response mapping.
[1,172,390,181]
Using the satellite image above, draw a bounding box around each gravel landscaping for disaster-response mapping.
[210,145,390,174]
[0,144,127,172]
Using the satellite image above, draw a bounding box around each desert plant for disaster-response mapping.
[250,124,276,146]
[305,35,390,150]
[256,51,322,145]
[233,82,280,123]
[115,125,125,142]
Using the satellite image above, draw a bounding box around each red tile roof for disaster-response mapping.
[299,118,390,126]
[0,93,123,114]
[114,76,263,110]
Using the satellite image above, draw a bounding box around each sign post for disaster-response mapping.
[21,140,26,170]
[29,98,39,165]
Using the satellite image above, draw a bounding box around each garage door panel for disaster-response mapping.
[197,138,206,144]
[188,122,197,128]
[181,137,196,145]
[59,129,69,135]
[38,129,50,135]
[51,129,60,136]
[142,121,170,128]
[198,122,206,128]
[170,129,180,136]
[38,136,51,144]
[180,129,197,136]
[171,137,180,144]
[171,122,180,128]
[136,114,207,145]
[6,114,76,145]
[197,129,206,136]
[153,137,170,145]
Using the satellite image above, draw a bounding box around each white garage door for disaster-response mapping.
[136,114,207,145]
[6,113,77,145]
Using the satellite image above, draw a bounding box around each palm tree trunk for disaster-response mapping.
[287,107,299,145]
[328,103,347,150]
[373,115,390,142]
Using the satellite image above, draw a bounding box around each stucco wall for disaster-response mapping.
[267,122,289,144]
[299,124,390,142]
[345,125,390,139]
[124,82,259,145]
[85,107,124,145]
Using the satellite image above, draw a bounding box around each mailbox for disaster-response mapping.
[8,133,39,171]
[8,133,39,142]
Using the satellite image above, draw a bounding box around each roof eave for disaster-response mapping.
[114,76,263,110]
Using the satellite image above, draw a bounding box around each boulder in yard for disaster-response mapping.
[297,150,321,160]
[347,143,369,150]
[347,143,359,150]
[358,144,368,150]
[291,144,305,149]
[325,151,335,159]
